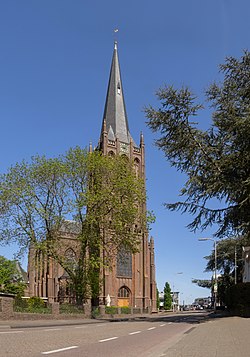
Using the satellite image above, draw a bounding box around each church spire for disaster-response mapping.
[101,42,133,144]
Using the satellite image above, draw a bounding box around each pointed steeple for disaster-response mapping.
[101,42,133,144]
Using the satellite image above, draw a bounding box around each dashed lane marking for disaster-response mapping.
[129,331,141,335]
[0,331,24,334]
[160,324,166,327]
[147,327,156,330]
[42,329,62,332]
[41,346,78,355]
[99,337,118,343]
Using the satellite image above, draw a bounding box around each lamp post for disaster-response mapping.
[198,238,217,311]
[234,245,237,285]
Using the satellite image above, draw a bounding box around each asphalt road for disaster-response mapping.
[0,313,208,357]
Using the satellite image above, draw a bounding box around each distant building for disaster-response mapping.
[27,42,157,312]
[159,292,164,309]
[171,291,180,310]
[158,291,180,311]
[193,297,211,308]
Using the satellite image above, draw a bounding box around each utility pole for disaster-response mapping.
[199,238,217,311]
[235,245,237,284]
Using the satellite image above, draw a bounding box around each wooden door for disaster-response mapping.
[118,298,130,307]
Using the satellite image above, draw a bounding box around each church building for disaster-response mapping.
[28,42,157,312]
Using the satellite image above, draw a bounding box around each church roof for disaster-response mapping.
[102,42,134,144]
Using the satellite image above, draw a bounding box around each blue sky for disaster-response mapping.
[0,0,249,304]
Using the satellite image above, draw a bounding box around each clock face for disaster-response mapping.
[120,143,129,153]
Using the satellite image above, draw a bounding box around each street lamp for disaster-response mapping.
[234,245,237,285]
[198,238,217,311]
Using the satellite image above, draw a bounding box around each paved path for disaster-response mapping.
[161,315,250,357]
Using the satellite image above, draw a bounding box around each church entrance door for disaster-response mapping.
[117,298,129,307]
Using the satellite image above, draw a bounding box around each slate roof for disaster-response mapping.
[102,42,134,145]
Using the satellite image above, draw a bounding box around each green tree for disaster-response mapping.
[0,148,148,305]
[145,51,250,241]
[192,279,212,289]
[192,236,247,305]
[0,256,26,295]
[156,288,160,309]
[205,236,246,282]
[163,282,172,310]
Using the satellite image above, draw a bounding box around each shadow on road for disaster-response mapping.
[107,310,231,325]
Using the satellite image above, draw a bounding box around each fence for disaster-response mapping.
[0,294,150,320]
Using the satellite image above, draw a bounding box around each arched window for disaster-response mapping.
[118,286,130,298]
[120,153,129,161]
[108,150,115,157]
[65,248,77,270]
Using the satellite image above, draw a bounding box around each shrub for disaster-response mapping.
[92,306,100,318]
[28,296,45,309]
[121,306,130,314]
[60,303,83,314]
[14,296,51,314]
[105,306,118,314]
[226,283,250,316]
[14,296,28,309]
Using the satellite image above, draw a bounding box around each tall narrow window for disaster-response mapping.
[65,248,77,271]
[117,248,132,277]
[134,158,140,177]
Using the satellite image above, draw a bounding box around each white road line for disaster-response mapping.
[74,326,87,329]
[129,331,141,335]
[147,327,156,330]
[0,331,24,334]
[99,337,118,343]
[160,324,166,327]
[43,328,62,332]
[168,322,173,324]
[41,346,78,355]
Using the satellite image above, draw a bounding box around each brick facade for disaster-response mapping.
[27,42,157,312]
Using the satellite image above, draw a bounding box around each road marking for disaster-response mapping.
[43,328,62,332]
[129,331,141,335]
[168,322,173,324]
[147,327,156,330]
[41,346,78,354]
[160,324,166,327]
[99,337,118,343]
[74,326,87,329]
[0,330,24,334]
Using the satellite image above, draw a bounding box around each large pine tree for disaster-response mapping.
[145,51,250,241]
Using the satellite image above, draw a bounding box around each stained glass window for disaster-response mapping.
[117,249,132,277]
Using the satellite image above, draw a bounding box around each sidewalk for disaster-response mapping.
[0,313,150,329]
[162,315,250,357]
